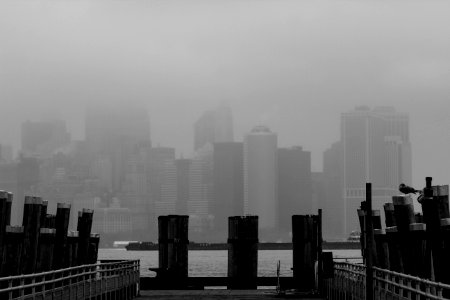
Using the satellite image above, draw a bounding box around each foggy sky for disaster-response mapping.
[1,0,450,188]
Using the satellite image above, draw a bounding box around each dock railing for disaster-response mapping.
[0,259,140,300]
[324,262,450,300]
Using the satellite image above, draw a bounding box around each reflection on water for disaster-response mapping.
[99,249,361,277]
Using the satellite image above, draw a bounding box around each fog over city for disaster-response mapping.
[1,0,450,243]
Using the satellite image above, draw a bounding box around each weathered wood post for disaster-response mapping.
[374,229,389,269]
[228,216,258,290]
[385,226,403,272]
[393,195,416,275]
[77,209,94,265]
[54,203,71,269]
[66,231,79,267]
[170,215,189,280]
[440,218,450,289]
[1,226,24,276]
[365,183,374,300]
[408,223,427,278]
[421,177,441,280]
[383,203,396,228]
[158,215,169,274]
[40,200,48,229]
[21,196,42,274]
[317,209,323,292]
[88,233,100,264]
[292,215,317,291]
[0,191,8,266]
[5,192,12,226]
[36,228,56,272]
[357,208,366,260]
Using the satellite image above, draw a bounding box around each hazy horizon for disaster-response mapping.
[1,0,450,188]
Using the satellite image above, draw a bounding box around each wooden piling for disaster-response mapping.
[440,218,450,286]
[158,216,169,273]
[228,216,258,290]
[53,203,71,269]
[392,195,416,273]
[432,185,450,219]
[383,203,396,227]
[1,226,24,276]
[374,229,389,269]
[21,196,42,274]
[292,215,317,291]
[385,226,403,272]
[40,200,48,229]
[365,183,374,300]
[5,192,12,226]
[66,231,79,267]
[88,233,100,264]
[408,223,428,278]
[36,228,56,272]
[421,177,442,281]
[0,191,8,266]
[77,209,94,266]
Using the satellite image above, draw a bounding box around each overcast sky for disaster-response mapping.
[1,0,450,187]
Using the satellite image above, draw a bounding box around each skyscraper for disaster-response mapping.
[150,147,176,217]
[194,105,233,151]
[85,104,151,192]
[175,158,191,215]
[244,126,278,230]
[278,146,312,231]
[213,142,244,233]
[341,106,411,235]
[21,119,71,159]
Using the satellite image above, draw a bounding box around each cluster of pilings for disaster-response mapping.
[152,212,330,291]
[0,191,100,277]
[358,178,450,284]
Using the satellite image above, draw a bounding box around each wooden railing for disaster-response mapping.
[0,259,140,300]
[323,262,450,300]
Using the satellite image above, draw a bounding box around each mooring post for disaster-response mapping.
[21,196,42,274]
[393,195,416,276]
[385,226,403,272]
[0,191,8,268]
[158,215,169,274]
[167,215,189,283]
[66,231,79,267]
[1,226,24,276]
[292,215,317,291]
[408,223,427,278]
[5,193,12,226]
[317,209,323,293]
[45,214,56,228]
[88,233,100,264]
[374,228,389,270]
[383,203,396,228]
[440,218,450,291]
[54,203,71,269]
[36,228,56,272]
[228,216,258,290]
[40,200,48,229]
[421,177,441,280]
[77,209,94,265]
[365,183,374,300]
[357,208,366,260]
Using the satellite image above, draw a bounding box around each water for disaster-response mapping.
[99,249,362,277]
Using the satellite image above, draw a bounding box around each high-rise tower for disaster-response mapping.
[341,106,411,234]
[194,105,233,151]
[244,126,278,230]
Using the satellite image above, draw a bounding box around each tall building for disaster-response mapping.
[149,147,177,218]
[85,105,151,192]
[341,106,411,235]
[175,158,191,215]
[278,146,312,232]
[244,126,278,230]
[21,119,70,159]
[213,142,244,234]
[321,141,345,240]
[194,105,233,151]
[189,144,214,233]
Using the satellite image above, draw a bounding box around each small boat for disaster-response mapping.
[347,231,360,242]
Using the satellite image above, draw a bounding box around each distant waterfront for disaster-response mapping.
[99,249,361,277]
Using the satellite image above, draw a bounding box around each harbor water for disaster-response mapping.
[99,249,361,277]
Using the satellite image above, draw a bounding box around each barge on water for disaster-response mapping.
[125,240,360,251]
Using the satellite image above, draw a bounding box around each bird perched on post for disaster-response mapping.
[399,183,424,203]
[399,183,420,194]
